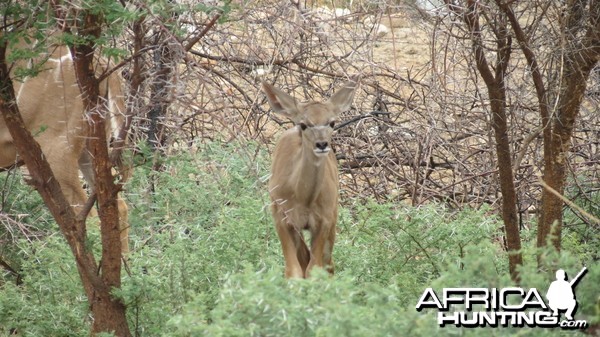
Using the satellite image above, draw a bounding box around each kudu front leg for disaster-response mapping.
[273,211,310,278]
[306,223,336,277]
[275,224,304,278]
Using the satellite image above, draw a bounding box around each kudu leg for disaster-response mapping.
[323,231,335,275]
[273,211,309,278]
[117,198,130,254]
[295,230,311,277]
[50,156,89,213]
[78,151,97,217]
[306,224,336,277]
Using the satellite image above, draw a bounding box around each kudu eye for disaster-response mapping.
[329,121,335,128]
[299,123,307,131]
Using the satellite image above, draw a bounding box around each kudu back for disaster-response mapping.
[0,42,130,254]
[263,80,357,278]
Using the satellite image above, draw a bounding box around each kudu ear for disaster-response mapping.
[262,82,302,122]
[328,79,358,115]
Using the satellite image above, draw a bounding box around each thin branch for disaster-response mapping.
[538,178,600,225]
[184,12,222,52]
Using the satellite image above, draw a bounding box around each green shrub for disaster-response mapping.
[563,186,600,262]
[0,234,88,336]
[168,268,408,337]
[1,141,598,336]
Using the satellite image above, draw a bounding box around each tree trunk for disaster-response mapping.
[66,12,131,336]
[147,35,176,152]
[536,0,600,252]
[497,0,599,262]
[537,59,598,251]
[462,0,523,282]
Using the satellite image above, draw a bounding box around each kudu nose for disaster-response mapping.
[315,142,329,150]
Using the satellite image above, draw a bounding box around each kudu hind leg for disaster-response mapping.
[78,150,97,217]
[49,155,88,213]
[117,197,130,254]
[323,230,335,275]
[295,230,310,277]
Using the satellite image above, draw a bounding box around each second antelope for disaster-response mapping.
[0,41,130,254]
[263,79,357,278]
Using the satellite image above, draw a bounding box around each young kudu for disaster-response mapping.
[263,80,357,278]
[0,43,130,253]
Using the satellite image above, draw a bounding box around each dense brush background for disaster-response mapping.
[1,0,599,335]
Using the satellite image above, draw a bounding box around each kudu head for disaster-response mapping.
[262,80,357,159]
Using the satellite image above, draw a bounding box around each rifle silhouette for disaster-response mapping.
[569,267,587,287]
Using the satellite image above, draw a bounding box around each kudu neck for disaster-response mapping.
[293,146,328,206]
